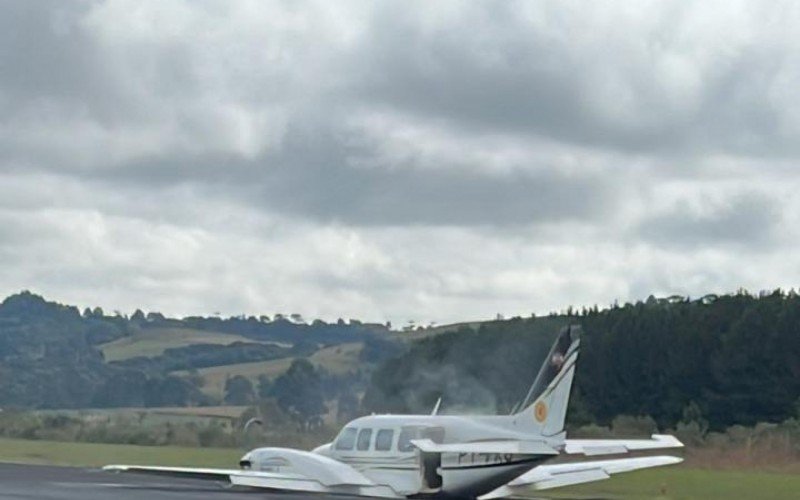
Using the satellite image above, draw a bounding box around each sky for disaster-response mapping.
[1,1,799,325]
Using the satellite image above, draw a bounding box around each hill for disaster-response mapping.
[6,288,798,435]
[0,291,397,409]
[99,327,287,362]
[175,342,366,399]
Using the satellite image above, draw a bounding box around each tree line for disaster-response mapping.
[364,290,800,431]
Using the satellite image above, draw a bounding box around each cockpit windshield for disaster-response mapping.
[334,427,357,450]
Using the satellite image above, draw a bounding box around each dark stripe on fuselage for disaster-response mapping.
[338,458,541,472]
[337,455,415,462]
[441,457,541,471]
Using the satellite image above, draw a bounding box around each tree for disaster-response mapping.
[130,309,146,324]
[270,359,326,428]
[146,311,165,322]
[224,375,255,405]
[91,370,147,407]
[337,390,360,424]
[144,375,204,407]
[257,374,272,399]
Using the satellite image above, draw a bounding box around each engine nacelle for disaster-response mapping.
[236,447,374,487]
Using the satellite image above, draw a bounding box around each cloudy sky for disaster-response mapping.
[1,1,799,325]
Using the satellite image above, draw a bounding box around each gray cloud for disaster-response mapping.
[0,1,799,323]
[0,2,99,106]
[346,2,800,158]
[251,125,617,226]
[636,193,781,249]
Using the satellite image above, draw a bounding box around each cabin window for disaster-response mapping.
[423,426,445,444]
[398,426,424,452]
[335,427,357,450]
[375,429,394,451]
[398,426,445,452]
[356,428,373,451]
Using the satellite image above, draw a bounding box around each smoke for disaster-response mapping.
[362,320,569,416]
[401,363,500,415]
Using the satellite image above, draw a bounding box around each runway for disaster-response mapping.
[0,462,360,500]
[0,463,597,500]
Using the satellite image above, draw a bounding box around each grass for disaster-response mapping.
[392,315,572,341]
[0,437,240,468]
[546,466,800,500]
[391,321,487,341]
[34,406,250,427]
[309,341,365,373]
[99,327,283,361]
[175,342,365,398]
[0,438,796,499]
[146,406,250,419]
[36,406,249,418]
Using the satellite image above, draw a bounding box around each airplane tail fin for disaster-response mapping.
[512,325,580,437]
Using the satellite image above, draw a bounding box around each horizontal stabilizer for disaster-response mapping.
[564,434,683,456]
[411,439,558,456]
[478,455,683,498]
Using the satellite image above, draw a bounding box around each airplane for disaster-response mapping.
[104,325,684,498]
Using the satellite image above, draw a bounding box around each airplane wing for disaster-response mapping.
[104,465,400,497]
[411,438,558,456]
[103,465,240,481]
[409,434,680,457]
[564,434,684,456]
[478,455,683,498]
[104,448,402,498]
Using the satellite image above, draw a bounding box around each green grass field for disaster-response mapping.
[549,466,800,500]
[99,327,285,361]
[0,437,796,499]
[392,321,486,340]
[176,342,365,398]
[34,406,250,427]
[0,437,240,468]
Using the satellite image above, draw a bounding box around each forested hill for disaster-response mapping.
[5,289,800,430]
[0,291,394,409]
[364,291,800,431]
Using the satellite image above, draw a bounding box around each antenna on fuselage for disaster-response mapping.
[431,397,442,416]
[242,417,263,450]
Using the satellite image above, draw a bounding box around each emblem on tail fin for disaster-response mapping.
[534,401,548,422]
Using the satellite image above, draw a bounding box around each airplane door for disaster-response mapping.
[420,451,442,491]
[418,427,445,492]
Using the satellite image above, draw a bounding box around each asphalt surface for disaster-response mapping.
[0,463,360,500]
[0,463,598,500]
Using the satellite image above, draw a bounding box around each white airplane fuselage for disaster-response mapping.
[241,412,565,498]
[319,414,560,497]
